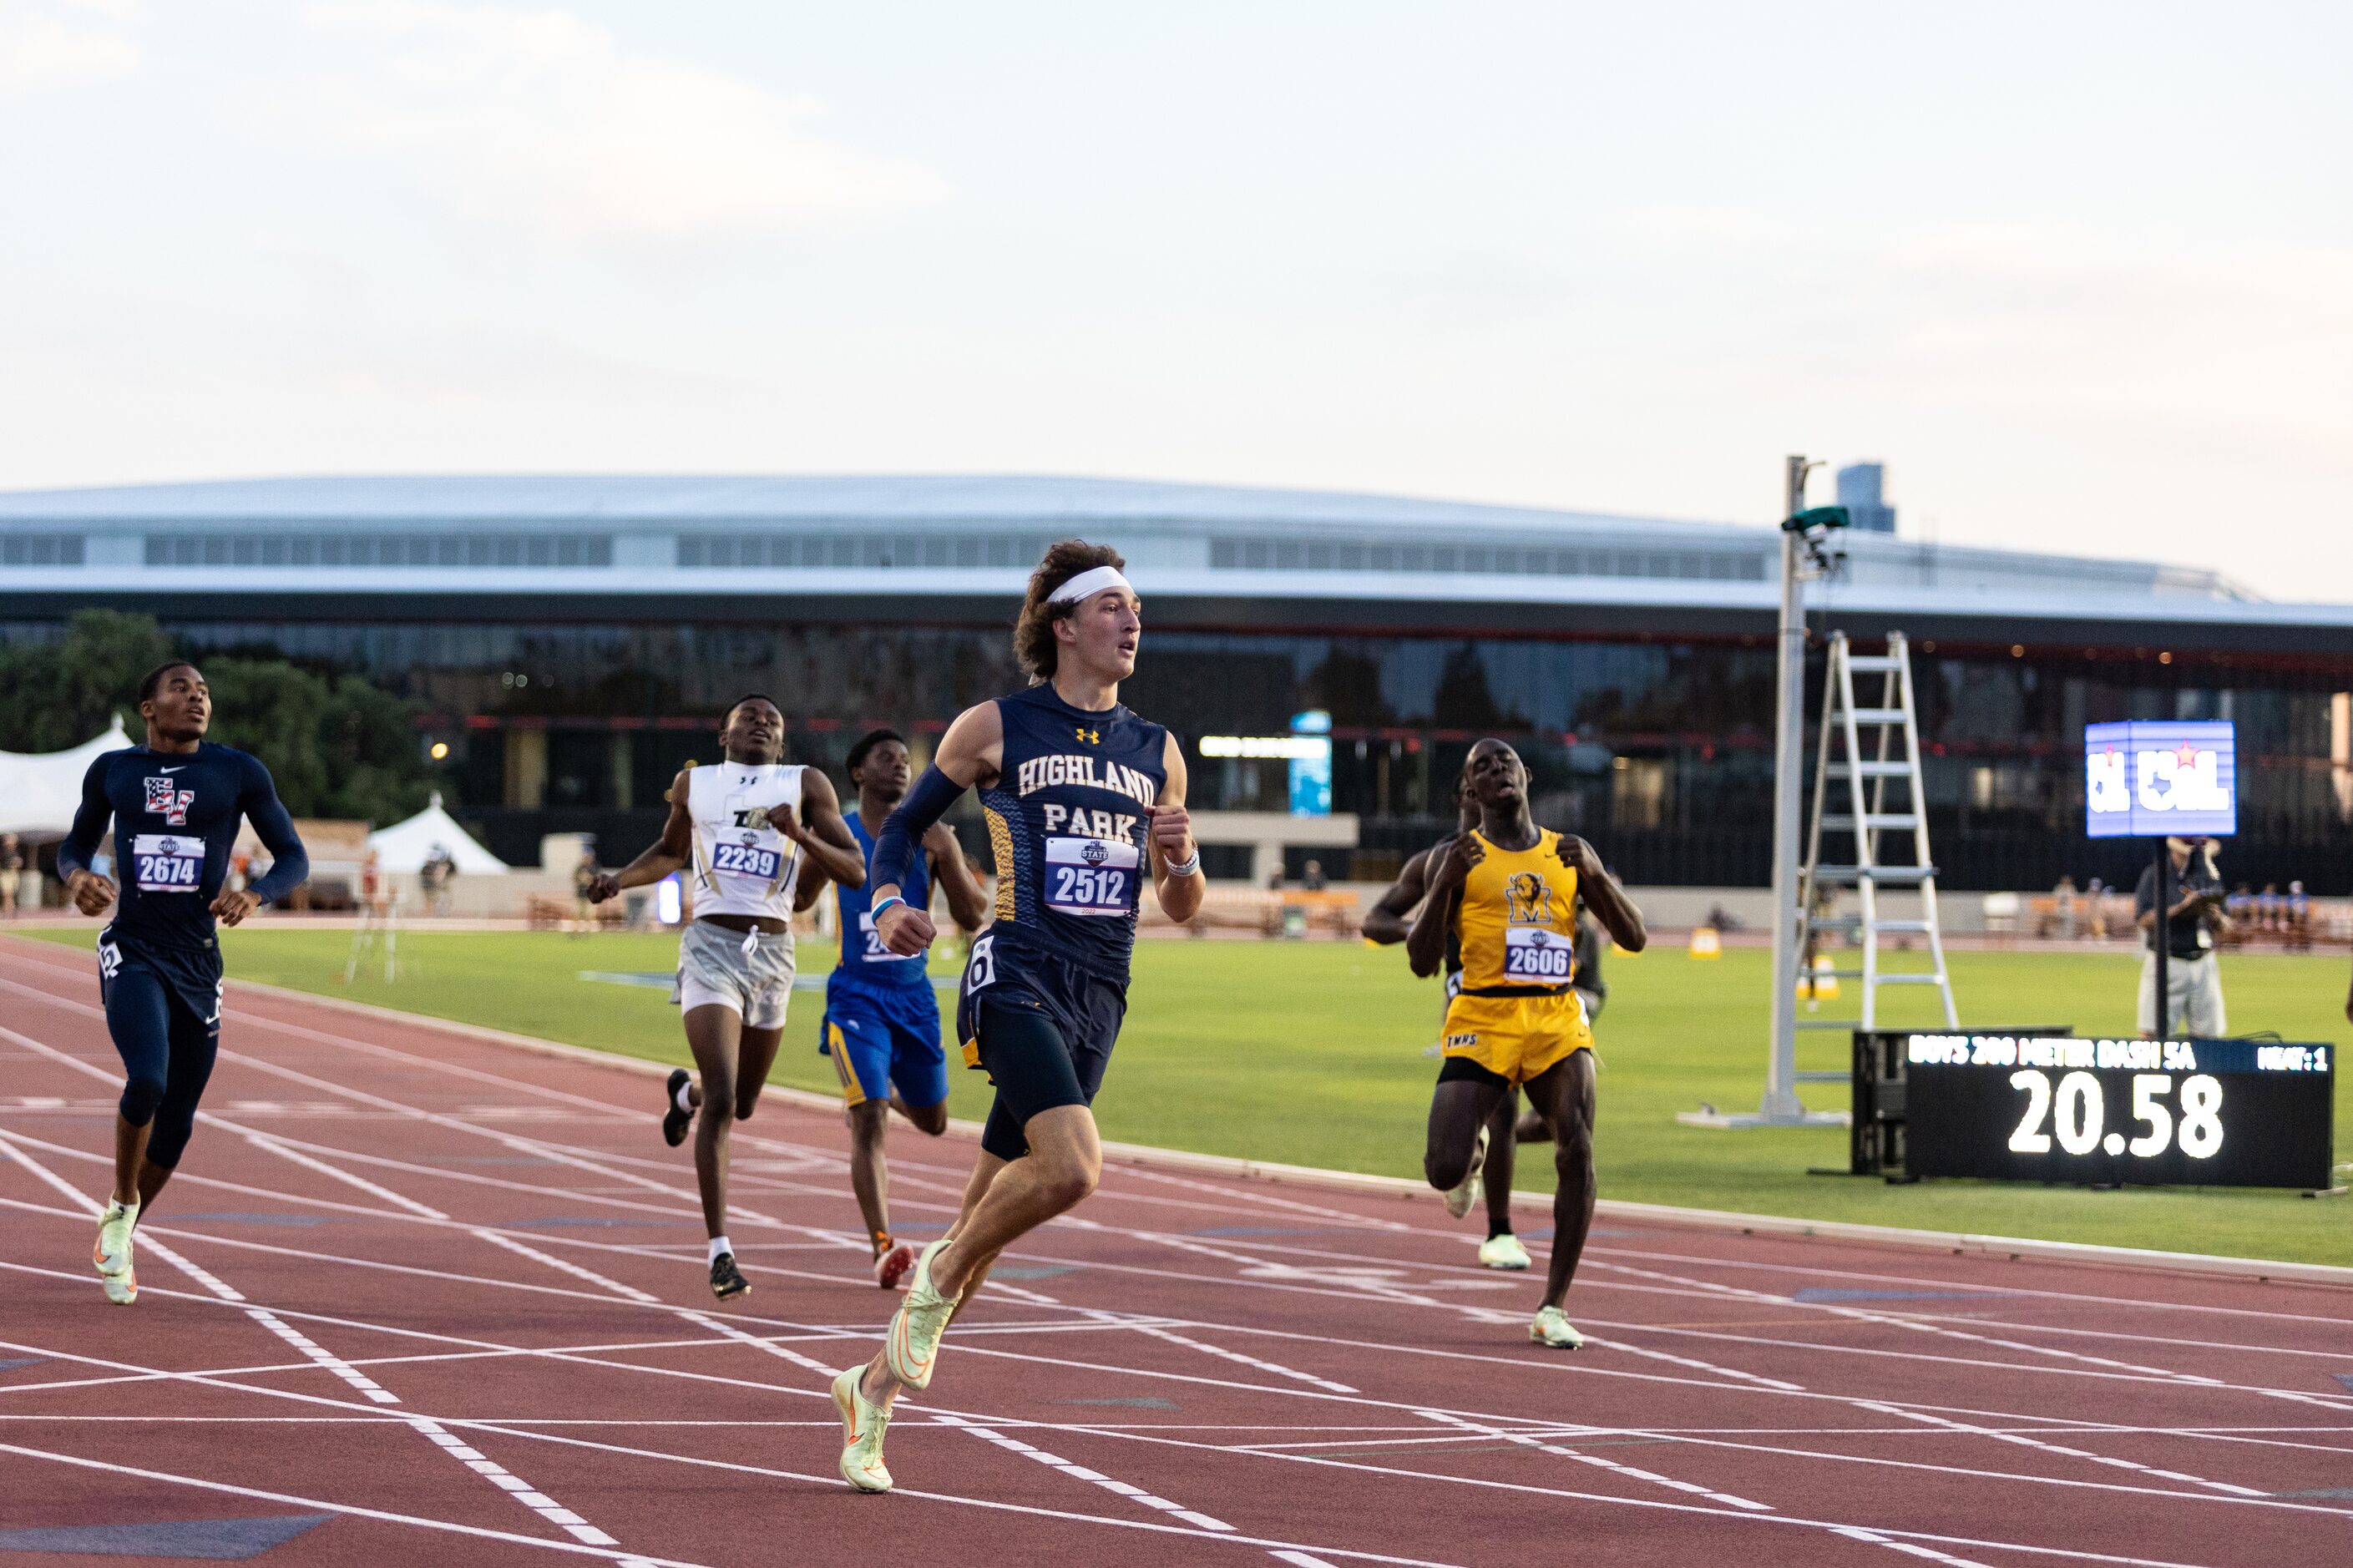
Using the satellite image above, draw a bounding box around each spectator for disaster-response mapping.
[2052,874,2078,939]
[2257,882,2282,934]
[419,846,457,916]
[2287,880,2311,948]
[573,851,600,936]
[1301,857,1327,892]
[0,833,22,918]
[2086,877,2109,939]
[2134,836,2229,1036]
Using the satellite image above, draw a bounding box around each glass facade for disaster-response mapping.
[6,615,2346,889]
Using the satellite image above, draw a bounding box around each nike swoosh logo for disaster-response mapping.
[160,766,185,774]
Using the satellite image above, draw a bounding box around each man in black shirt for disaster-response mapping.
[58,663,309,1304]
[2133,836,2228,1036]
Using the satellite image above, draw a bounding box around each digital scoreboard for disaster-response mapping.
[1882,1032,2335,1190]
[2084,720,2236,838]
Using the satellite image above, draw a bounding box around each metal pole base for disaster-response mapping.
[1677,1106,1852,1129]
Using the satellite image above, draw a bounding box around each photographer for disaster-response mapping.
[2134,836,2229,1036]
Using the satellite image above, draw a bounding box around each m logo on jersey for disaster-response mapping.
[1504,871,1551,925]
[144,776,195,827]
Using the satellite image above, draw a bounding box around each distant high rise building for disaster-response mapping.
[1836,463,1896,534]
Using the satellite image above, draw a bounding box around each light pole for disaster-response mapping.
[1760,454,1817,1122]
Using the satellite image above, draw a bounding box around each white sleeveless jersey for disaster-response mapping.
[685,762,807,923]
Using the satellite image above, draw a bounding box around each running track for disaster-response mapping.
[2,936,2350,1567]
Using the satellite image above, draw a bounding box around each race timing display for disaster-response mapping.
[2084,720,2237,838]
[1896,1031,2334,1190]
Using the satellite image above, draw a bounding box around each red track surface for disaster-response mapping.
[3,934,2350,1567]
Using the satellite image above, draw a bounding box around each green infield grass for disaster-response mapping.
[19,924,2350,1264]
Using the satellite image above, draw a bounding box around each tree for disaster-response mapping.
[0,610,172,752]
[0,611,432,826]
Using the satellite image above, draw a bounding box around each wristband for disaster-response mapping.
[1164,847,1202,878]
[870,894,907,921]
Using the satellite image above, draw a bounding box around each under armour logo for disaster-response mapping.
[144,777,195,827]
[1075,726,1100,744]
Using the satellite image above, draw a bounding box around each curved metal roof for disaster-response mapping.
[4,474,2345,651]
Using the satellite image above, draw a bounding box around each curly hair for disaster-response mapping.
[1013,540,1126,681]
[138,661,200,705]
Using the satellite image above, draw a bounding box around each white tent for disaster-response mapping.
[366,792,508,874]
[0,717,132,837]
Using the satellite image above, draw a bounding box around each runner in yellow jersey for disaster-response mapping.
[1407,737,1646,1348]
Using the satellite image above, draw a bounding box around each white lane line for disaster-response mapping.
[1590,1336,1808,1393]
[1415,1408,1772,1511]
[15,1277,2340,1525]
[18,1144,2315,1515]
[0,951,2315,1525]
[245,1308,402,1404]
[8,1157,2337,1516]
[13,1202,2342,1555]
[0,1441,711,1566]
[472,1229,662,1303]
[675,1309,842,1378]
[1579,1235,2353,1332]
[1592,1258,2235,1388]
[1079,1220,2352,1401]
[0,1127,247,1307]
[226,1125,450,1219]
[469,1412,2238,1568]
[407,1414,626,1546]
[1831,1524,1998,1567]
[1855,1402,2269,1499]
[0,1129,635,1544]
[1135,1327,1360,1395]
[929,1411,1235,1532]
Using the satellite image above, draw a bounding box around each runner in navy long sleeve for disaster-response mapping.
[55,662,309,1305]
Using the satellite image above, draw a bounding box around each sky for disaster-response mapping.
[2,1,2346,599]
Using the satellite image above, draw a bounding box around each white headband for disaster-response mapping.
[1047,564,1134,606]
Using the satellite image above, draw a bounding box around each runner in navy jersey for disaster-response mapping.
[56,662,309,1306]
[829,543,1205,1495]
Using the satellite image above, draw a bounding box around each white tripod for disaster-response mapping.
[344,877,400,984]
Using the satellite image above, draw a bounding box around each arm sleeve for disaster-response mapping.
[871,766,968,893]
[240,756,310,903]
[55,758,113,880]
[2132,865,2157,919]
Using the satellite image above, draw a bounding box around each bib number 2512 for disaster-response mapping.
[1044,837,1140,917]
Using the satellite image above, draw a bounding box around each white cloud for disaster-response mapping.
[292,1,937,240]
[0,1,139,94]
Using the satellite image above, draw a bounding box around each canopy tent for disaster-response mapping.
[0,717,131,837]
[366,792,508,874]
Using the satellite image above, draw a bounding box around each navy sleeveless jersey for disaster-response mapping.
[978,684,1169,985]
[58,743,309,955]
[834,813,931,992]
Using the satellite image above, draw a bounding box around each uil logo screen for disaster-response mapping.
[143,776,195,827]
[2085,721,2236,838]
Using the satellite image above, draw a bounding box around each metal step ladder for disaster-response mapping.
[1790,632,1956,1076]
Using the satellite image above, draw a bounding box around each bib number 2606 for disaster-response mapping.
[1503,926,1573,979]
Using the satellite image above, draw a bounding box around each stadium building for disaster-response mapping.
[4,474,2350,889]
